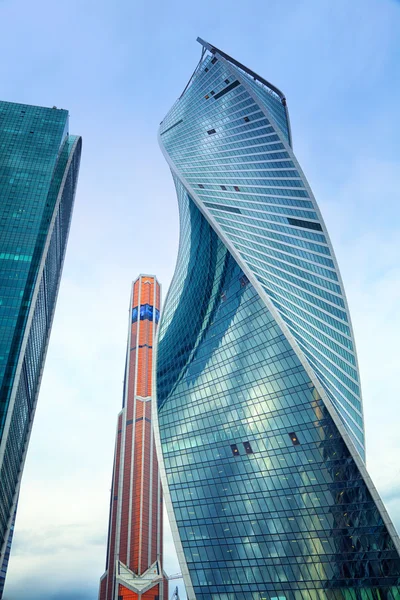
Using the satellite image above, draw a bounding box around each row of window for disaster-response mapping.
[200,183,241,192]
[205,79,241,101]
[230,434,300,457]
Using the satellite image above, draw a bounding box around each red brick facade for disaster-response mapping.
[99,276,168,600]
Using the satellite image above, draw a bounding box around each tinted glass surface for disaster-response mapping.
[159,53,364,456]
[157,184,400,600]
[0,101,81,578]
[157,46,400,600]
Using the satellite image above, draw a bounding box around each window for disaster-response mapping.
[220,185,227,190]
[225,78,230,84]
[234,186,240,192]
[289,432,300,445]
[205,95,209,99]
[231,444,239,456]
[211,57,218,64]
[243,441,253,454]
[160,118,183,136]
[213,79,240,100]
[126,419,133,425]
[207,129,216,135]
[287,217,323,232]
[198,183,204,188]
[210,90,215,95]
[244,116,250,122]
[205,67,209,72]
[204,202,242,215]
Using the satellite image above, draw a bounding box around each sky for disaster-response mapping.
[0,0,399,598]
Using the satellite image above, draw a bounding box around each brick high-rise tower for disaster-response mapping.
[99,275,168,600]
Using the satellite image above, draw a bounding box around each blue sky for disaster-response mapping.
[1,0,400,598]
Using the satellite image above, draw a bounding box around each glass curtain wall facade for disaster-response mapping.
[154,39,400,600]
[0,506,16,597]
[0,101,82,595]
[99,276,168,600]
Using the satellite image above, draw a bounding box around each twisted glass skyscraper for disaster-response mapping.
[0,101,81,595]
[154,39,400,600]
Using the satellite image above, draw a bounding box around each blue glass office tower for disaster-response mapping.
[0,101,81,595]
[155,39,400,600]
